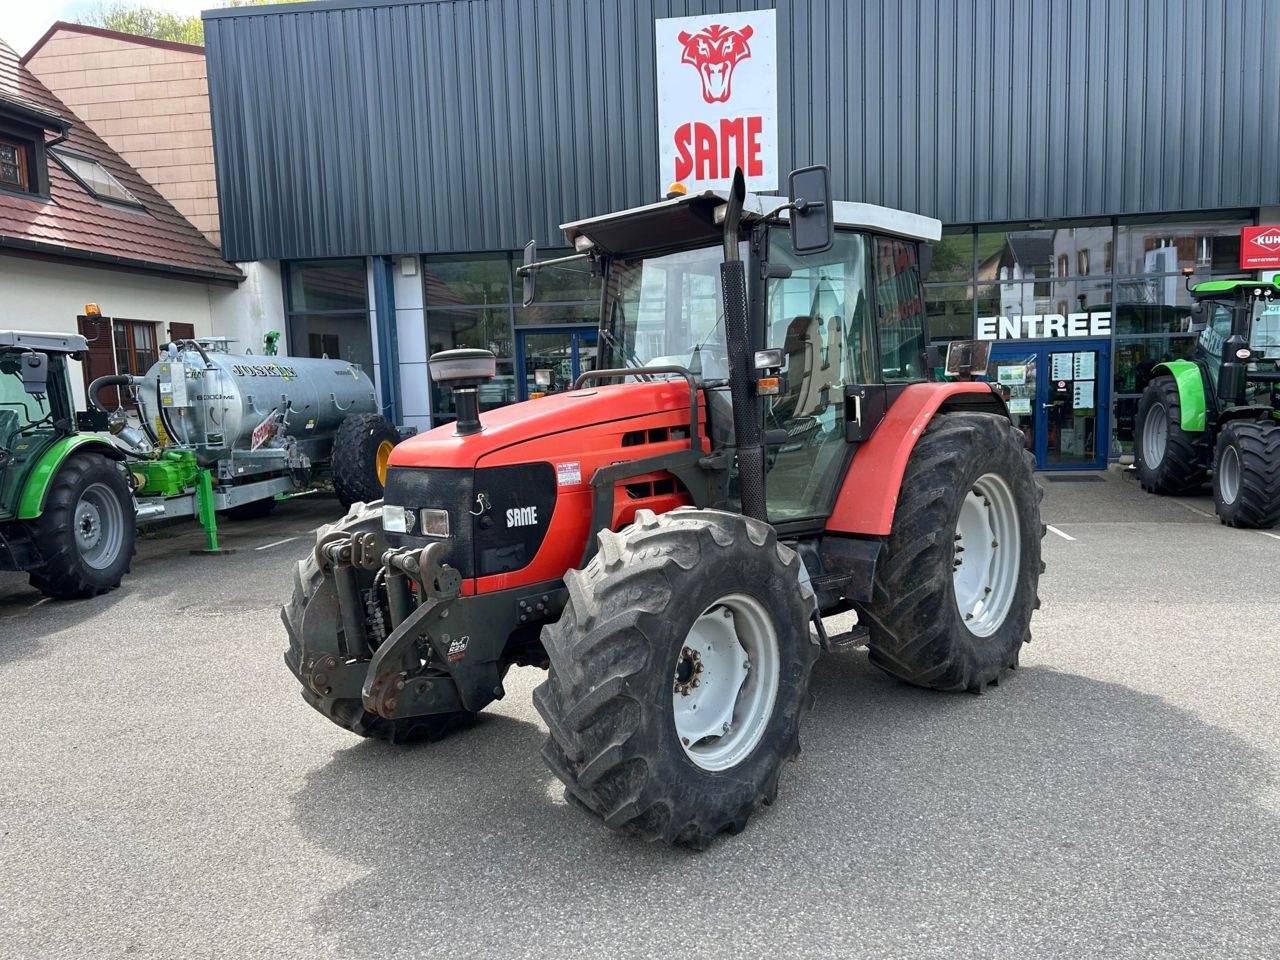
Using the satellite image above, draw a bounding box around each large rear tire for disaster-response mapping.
[27,453,136,600]
[1135,375,1211,494]
[1213,420,1280,529]
[331,414,399,508]
[534,508,819,849]
[858,412,1043,693]
[281,501,475,744]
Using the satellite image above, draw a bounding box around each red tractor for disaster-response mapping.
[284,167,1043,848]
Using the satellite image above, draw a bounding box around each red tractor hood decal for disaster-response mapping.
[388,379,701,470]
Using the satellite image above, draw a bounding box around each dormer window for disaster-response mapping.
[1,138,29,190]
[51,149,141,207]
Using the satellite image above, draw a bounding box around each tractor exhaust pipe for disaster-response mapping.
[428,348,497,437]
[720,168,767,522]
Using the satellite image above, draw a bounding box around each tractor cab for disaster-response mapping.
[1189,279,1280,401]
[0,332,84,522]
[526,176,945,524]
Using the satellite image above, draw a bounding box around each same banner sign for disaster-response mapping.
[655,9,779,193]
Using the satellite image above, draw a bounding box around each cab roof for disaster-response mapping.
[561,189,942,258]
[0,330,89,354]
[1191,279,1280,299]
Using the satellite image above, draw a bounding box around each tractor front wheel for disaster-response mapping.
[1135,375,1211,494]
[534,508,819,849]
[1213,420,1280,528]
[859,412,1043,693]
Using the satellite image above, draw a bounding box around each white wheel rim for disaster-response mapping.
[673,593,780,772]
[75,482,125,570]
[1219,444,1241,504]
[953,473,1021,638]
[1143,402,1168,466]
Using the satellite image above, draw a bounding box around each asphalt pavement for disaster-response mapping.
[2,473,1278,959]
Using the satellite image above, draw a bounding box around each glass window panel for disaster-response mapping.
[925,283,975,341]
[875,237,928,381]
[1114,218,1250,276]
[426,308,512,359]
[432,359,515,419]
[423,253,511,306]
[926,230,975,282]
[1112,301,1197,334]
[978,221,1112,280]
[981,280,1112,335]
[52,150,139,204]
[514,302,598,326]
[286,313,374,375]
[1113,335,1197,395]
[287,259,368,312]
[513,251,601,302]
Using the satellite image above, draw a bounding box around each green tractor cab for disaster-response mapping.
[0,331,136,598]
[1135,278,1280,527]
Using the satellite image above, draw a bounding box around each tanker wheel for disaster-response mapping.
[332,413,399,508]
[27,453,136,600]
[281,501,475,745]
[858,412,1044,693]
[1213,420,1280,529]
[1135,376,1211,494]
[533,507,819,849]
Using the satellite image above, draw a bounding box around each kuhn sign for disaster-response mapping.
[1241,226,1280,270]
[656,10,778,192]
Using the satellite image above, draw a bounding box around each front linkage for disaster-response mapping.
[283,503,565,742]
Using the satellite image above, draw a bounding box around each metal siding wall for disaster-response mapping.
[204,0,1280,262]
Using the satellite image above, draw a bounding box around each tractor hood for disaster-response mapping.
[387,378,701,470]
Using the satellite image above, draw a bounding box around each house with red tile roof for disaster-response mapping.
[0,34,276,408]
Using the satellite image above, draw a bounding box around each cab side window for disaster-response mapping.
[874,237,928,382]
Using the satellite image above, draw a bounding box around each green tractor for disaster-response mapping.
[0,331,136,598]
[1135,277,1280,527]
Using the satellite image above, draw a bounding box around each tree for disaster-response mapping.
[77,1,317,47]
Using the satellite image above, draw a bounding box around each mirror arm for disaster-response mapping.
[514,251,592,277]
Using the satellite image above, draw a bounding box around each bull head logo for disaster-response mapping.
[677,23,754,104]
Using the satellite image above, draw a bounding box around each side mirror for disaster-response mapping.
[21,352,49,396]
[787,165,834,256]
[521,240,537,307]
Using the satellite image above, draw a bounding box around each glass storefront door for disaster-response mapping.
[515,327,599,401]
[989,340,1110,470]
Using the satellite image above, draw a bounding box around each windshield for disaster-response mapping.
[603,245,736,378]
[0,358,49,453]
[1251,296,1280,360]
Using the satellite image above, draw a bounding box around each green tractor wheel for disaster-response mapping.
[1213,420,1280,529]
[1135,376,1211,494]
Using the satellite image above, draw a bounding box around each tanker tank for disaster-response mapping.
[133,344,378,467]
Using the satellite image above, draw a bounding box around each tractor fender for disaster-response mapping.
[1152,360,1208,432]
[825,381,1009,537]
[17,435,127,519]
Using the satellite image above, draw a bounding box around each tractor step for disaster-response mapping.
[812,615,870,653]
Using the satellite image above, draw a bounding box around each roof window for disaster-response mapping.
[51,149,141,207]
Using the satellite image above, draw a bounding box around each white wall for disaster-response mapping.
[1,252,219,408]
[365,254,431,433]
[208,259,285,356]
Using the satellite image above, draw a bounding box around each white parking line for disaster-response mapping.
[1168,500,1217,520]
[1260,531,1280,541]
[1045,525,1076,541]
[255,537,300,551]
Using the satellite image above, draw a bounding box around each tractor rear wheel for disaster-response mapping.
[859,412,1043,693]
[27,453,136,600]
[281,501,475,744]
[534,508,818,849]
[332,413,399,508]
[1135,375,1211,494]
[1213,420,1280,528]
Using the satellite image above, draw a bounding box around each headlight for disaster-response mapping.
[418,508,450,537]
[382,505,416,534]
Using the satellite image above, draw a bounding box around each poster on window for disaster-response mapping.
[1072,351,1096,380]
[997,364,1027,386]
[655,9,779,193]
[1073,381,1095,410]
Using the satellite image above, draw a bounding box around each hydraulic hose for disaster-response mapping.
[86,374,136,412]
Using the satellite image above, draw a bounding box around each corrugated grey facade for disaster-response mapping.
[204,0,1280,263]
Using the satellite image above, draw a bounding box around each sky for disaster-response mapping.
[0,1,212,55]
